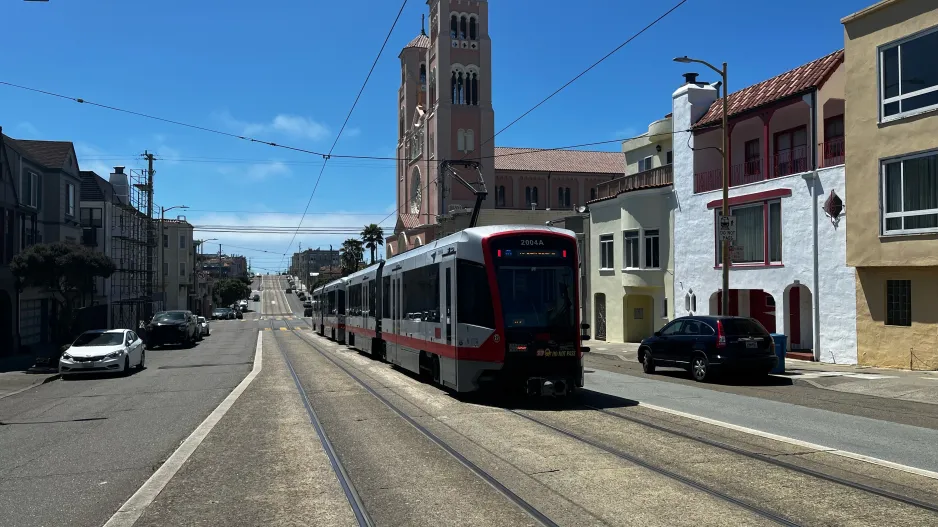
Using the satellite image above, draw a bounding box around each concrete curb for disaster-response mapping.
[0,373,60,401]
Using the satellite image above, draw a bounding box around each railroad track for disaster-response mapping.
[581,403,938,514]
[287,329,560,527]
[269,330,373,526]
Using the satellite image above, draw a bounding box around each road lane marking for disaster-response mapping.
[103,333,264,527]
[636,401,938,480]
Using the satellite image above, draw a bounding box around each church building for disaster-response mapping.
[387,0,623,256]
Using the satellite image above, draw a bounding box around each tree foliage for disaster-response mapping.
[340,238,364,276]
[360,223,385,264]
[214,278,251,307]
[10,242,116,344]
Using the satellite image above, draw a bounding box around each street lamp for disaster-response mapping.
[160,205,189,306]
[674,56,729,316]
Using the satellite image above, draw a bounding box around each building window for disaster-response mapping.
[744,139,761,176]
[429,68,436,108]
[666,151,673,164]
[163,262,169,276]
[644,229,660,269]
[163,234,168,248]
[496,185,506,207]
[66,183,75,216]
[882,151,938,235]
[623,231,639,269]
[525,186,538,207]
[881,27,938,120]
[638,156,653,172]
[557,186,572,208]
[179,262,186,277]
[716,200,782,265]
[465,129,474,152]
[599,234,614,270]
[662,297,668,318]
[450,14,457,38]
[469,15,477,40]
[20,171,39,208]
[179,235,186,249]
[885,279,911,326]
[590,188,596,201]
[459,15,467,39]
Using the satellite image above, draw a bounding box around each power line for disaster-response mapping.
[468,0,689,157]
[278,0,408,270]
[184,208,391,216]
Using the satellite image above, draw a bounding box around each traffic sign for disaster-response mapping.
[718,216,737,241]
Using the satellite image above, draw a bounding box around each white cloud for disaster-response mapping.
[245,161,291,181]
[74,142,126,178]
[614,126,639,140]
[216,110,330,142]
[344,127,362,138]
[15,122,40,137]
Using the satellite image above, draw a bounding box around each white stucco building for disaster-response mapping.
[588,117,675,343]
[671,50,857,364]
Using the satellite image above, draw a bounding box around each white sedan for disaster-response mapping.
[59,329,146,375]
[198,316,211,336]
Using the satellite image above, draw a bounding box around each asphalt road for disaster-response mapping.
[0,317,257,527]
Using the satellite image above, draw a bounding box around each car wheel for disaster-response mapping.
[138,349,146,370]
[691,354,710,382]
[641,349,656,374]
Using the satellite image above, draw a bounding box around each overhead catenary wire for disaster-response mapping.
[278,0,409,269]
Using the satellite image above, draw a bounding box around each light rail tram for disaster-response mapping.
[310,225,588,395]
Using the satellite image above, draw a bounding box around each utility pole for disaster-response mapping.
[142,151,155,321]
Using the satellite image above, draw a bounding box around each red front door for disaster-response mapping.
[789,287,801,348]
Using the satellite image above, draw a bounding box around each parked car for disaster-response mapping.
[238,299,249,312]
[147,310,200,348]
[212,308,230,320]
[59,329,146,376]
[253,293,260,301]
[285,287,292,293]
[637,316,777,382]
[198,316,211,336]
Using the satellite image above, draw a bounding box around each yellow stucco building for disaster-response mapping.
[842,0,938,369]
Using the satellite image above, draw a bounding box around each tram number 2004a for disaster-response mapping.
[520,239,545,246]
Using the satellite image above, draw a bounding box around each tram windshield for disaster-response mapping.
[496,265,576,331]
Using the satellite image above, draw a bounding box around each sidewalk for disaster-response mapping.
[586,341,938,406]
[0,354,59,400]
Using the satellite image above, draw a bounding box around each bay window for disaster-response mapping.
[882,151,938,235]
[880,27,938,121]
[623,231,639,269]
[644,229,660,269]
[599,234,614,270]
[716,200,782,265]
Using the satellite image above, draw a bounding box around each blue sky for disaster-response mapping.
[1,0,869,273]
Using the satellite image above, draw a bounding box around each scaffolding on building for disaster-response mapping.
[108,167,158,329]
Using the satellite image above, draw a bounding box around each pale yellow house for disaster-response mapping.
[588,117,674,342]
[843,0,938,369]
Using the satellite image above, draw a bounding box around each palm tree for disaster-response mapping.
[361,223,385,264]
[340,238,364,276]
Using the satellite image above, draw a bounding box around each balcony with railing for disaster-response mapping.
[595,164,672,200]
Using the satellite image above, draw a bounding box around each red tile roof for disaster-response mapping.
[403,34,430,49]
[695,49,844,128]
[493,147,622,174]
[399,213,421,230]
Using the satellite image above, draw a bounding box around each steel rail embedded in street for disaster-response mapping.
[289,329,561,527]
[270,330,374,527]
[583,404,938,514]
[507,409,803,527]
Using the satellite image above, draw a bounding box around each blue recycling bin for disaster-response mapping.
[770,333,787,374]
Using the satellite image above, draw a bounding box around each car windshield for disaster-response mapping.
[198,317,206,323]
[72,332,124,347]
[154,312,187,321]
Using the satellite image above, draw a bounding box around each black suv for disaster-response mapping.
[147,310,200,348]
[638,316,777,382]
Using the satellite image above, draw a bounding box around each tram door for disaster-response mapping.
[387,271,401,365]
[439,258,457,387]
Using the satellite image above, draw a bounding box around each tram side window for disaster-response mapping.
[369,279,377,317]
[348,284,363,316]
[402,265,440,322]
[456,259,495,328]
[382,276,391,318]
[338,290,346,315]
[327,291,336,315]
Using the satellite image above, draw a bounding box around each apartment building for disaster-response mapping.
[588,116,675,343]
[159,219,195,311]
[842,0,938,369]
[0,135,82,353]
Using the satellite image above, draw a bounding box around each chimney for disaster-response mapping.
[682,72,699,85]
[110,166,129,205]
